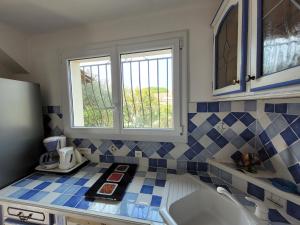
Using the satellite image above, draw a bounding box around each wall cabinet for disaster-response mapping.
[212,0,300,98]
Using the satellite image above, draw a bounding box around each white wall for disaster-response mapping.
[27,1,220,105]
[0,23,30,74]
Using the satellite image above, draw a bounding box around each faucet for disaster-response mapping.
[217,187,269,225]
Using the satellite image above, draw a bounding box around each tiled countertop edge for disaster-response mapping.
[208,159,300,205]
[208,159,300,224]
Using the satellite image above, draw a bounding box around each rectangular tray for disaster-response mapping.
[35,158,89,174]
[85,163,137,201]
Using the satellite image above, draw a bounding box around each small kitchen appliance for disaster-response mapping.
[39,136,67,170]
[57,147,77,170]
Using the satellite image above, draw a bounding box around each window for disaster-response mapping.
[61,32,187,142]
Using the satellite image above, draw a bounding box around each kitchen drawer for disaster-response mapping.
[3,205,50,225]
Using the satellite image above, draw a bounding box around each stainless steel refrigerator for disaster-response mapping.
[0,78,44,189]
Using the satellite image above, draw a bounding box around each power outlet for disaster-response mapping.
[135,151,143,158]
[77,148,91,156]
[109,145,118,153]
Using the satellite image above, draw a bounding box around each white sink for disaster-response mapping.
[160,174,257,225]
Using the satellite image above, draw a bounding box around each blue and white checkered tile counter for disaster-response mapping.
[0,163,294,225]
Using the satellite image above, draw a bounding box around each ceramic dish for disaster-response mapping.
[107,172,124,182]
[114,165,129,173]
[97,183,118,196]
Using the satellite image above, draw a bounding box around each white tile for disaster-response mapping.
[153,186,165,196]
[169,144,189,159]
[232,175,247,193]
[136,194,152,206]
[231,101,245,112]
[191,113,210,126]
[198,135,213,148]
[189,103,197,113]
[43,183,61,192]
[271,134,288,153]
[40,192,61,204]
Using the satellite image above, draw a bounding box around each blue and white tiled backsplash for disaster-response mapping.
[43,99,300,186]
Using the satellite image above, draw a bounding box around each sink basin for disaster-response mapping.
[160,175,256,225]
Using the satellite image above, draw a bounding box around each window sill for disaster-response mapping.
[64,128,187,143]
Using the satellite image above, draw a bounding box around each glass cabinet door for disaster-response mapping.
[212,0,249,96]
[250,0,300,91]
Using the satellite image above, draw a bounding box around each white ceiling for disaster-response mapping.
[0,0,203,34]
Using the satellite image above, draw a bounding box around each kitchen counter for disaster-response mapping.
[0,163,293,225]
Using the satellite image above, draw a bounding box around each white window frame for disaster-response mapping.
[60,31,188,143]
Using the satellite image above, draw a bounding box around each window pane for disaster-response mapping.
[121,49,173,129]
[261,0,300,76]
[215,4,238,89]
[69,56,113,128]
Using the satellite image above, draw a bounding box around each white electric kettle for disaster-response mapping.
[58,147,76,170]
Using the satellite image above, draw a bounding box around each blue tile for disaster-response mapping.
[33,182,51,190]
[157,159,167,168]
[265,104,274,113]
[280,127,298,146]
[144,178,155,186]
[150,195,162,207]
[207,114,220,126]
[9,189,30,199]
[64,185,82,195]
[275,104,287,113]
[220,101,231,112]
[131,204,149,219]
[187,162,197,172]
[28,191,48,202]
[157,147,168,158]
[264,142,277,158]
[288,164,300,184]
[268,209,289,223]
[140,185,153,194]
[232,112,245,119]
[200,176,212,183]
[149,159,157,168]
[197,162,208,172]
[259,131,270,145]
[207,128,221,140]
[283,114,298,124]
[231,146,250,161]
[147,207,163,223]
[55,176,71,184]
[27,173,43,180]
[215,136,228,148]
[75,199,93,210]
[208,102,219,112]
[75,187,89,196]
[162,142,175,151]
[287,201,300,220]
[197,102,207,112]
[240,113,255,126]
[12,179,33,187]
[64,196,82,208]
[188,135,197,147]
[188,121,197,133]
[51,195,71,206]
[247,183,265,201]
[19,190,39,200]
[119,202,135,217]
[123,192,138,202]
[74,178,89,186]
[191,142,204,154]
[258,149,270,162]
[112,140,124,149]
[54,184,72,193]
[291,117,300,138]
[240,129,255,142]
[184,148,197,160]
[155,179,166,187]
[223,113,237,126]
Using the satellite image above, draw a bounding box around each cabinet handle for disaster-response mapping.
[232,79,240,85]
[246,75,256,82]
